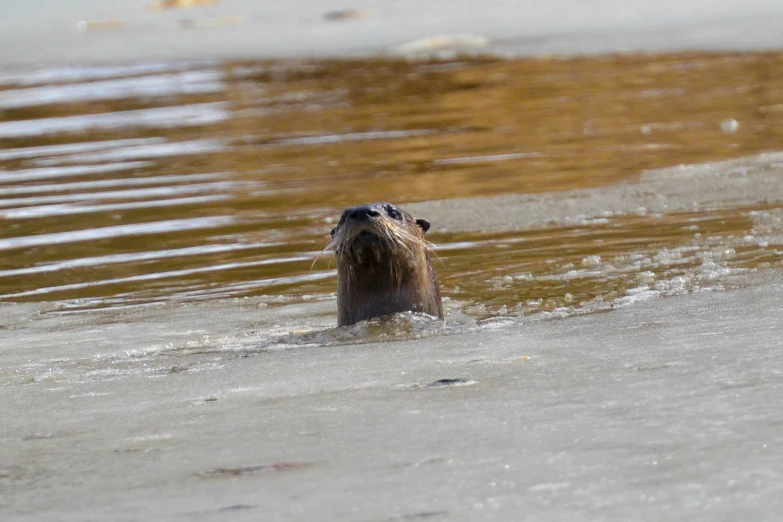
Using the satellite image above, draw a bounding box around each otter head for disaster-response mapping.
[330,202,430,267]
[329,202,441,326]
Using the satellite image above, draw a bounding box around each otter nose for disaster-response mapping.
[348,205,380,220]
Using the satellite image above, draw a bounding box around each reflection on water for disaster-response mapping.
[1,53,782,316]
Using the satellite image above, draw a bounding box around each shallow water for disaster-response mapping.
[3,51,783,522]
[1,52,782,317]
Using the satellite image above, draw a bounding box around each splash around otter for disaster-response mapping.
[329,202,443,327]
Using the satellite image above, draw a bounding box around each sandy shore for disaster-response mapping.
[2,0,783,66]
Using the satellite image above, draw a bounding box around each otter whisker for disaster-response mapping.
[309,237,336,273]
[387,226,415,260]
[422,239,442,264]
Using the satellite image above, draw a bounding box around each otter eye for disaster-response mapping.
[387,207,400,219]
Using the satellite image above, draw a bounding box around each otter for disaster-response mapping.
[329,202,443,326]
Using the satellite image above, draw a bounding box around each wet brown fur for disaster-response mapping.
[329,202,442,326]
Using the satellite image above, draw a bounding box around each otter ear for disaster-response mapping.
[415,218,431,233]
[330,227,337,237]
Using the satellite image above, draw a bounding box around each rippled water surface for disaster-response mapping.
[2,52,782,316]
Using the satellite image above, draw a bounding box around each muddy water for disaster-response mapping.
[1,52,782,316]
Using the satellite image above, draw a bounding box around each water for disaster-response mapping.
[3,51,783,522]
[1,52,782,316]
[4,271,783,521]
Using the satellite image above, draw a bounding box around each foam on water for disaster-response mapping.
[280,311,448,349]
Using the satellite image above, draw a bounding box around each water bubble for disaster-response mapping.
[721,118,739,134]
[581,255,601,267]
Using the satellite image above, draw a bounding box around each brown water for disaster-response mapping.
[1,52,782,316]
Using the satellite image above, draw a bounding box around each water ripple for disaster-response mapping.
[0,216,233,251]
[0,138,165,161]
[0,70,224,109]
[0,194,232,219]
[0,173,223,196]
[0,162,152,182]
[0,242,285,278]
[32,139,229,165]
[0,258,325,299]
[0,63,203,86]
[0,181,236,208]
[0,102,229,138]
